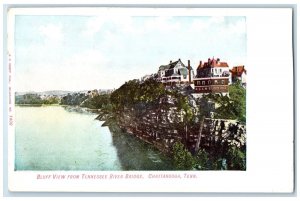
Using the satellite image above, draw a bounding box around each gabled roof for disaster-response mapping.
[230,66,247,76]
[159,59,186,71]
[159,65,169,70]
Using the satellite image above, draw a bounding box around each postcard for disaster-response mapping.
[6,7,294,193]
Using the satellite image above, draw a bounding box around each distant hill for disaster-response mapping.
[15,89,114,97]
[40,90,73,96]
[15,90,72,96]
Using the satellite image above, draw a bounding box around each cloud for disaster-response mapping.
[16,49,112,91]
[81,16,106,37]
[227,19,246,35]
[143,17,180,33]
[39,24,64,45]
[82,15,134,37]
[15,15,246,92]
[190,16,245,35]
[210,16,225,24]
[190,20,209,32]
[190,17,224,32]
[82,16,181,39]
[55,50,111,90]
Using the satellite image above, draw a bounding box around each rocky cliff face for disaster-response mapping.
[195,118,246,152]
[113,105,246,155]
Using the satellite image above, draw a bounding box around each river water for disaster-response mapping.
[15,106,174,171]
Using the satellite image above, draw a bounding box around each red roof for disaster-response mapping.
[197,58,229,69]
[211,62,229,67]
[230,66,247,77]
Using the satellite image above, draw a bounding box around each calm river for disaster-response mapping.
[15,106,174,170]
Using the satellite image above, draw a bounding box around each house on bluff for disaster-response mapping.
[230,65,247,87]
[157,59,195,86]
[193,57,230,98]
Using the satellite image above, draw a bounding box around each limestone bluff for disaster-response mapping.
[97,57,246,170]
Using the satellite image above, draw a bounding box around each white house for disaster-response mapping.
[157,59,195,86]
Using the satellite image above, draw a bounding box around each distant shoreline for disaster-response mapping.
[15,104,60,107]
[15,104,101,114]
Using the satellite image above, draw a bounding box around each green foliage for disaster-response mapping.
[226,146,246,170]
[16,94,60,105]
[110,78,166,111]
[201,81,246,122]
[172,142,196,170]
[228,81,246,122]
[194,149,209,170]
[15,94,43,104]
[60,93,88,106]
[81,94,111,110]
[175,94,194,122]
[42,96,60,104]
[60,93,113,110]
[193,146,246,171]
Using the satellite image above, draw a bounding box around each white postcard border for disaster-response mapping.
[7,7,294,193]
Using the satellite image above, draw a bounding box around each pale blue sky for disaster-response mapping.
[15,15,246,92]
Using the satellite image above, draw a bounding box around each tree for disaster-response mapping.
[110,78,166,111]
[172,142,195,170]
[226,146,246,170]
[60,93,88,106]
[81,94,111,109]
[15,94,43,104]
[201,81,246,122]
[228,80,246,122]
[42,96,60,104]
[194,149,209,170]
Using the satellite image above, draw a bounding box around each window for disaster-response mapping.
[214,80,218,84]
[202,81,205,85]
[208,80,211,84]
[221,80,225,85]
[215,69,217,74]
[197,81,201,85]
[219,69,222,73]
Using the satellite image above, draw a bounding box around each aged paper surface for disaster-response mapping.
[6,7,293,192]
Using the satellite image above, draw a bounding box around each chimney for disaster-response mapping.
[208,58,211,67]
[188,60,191,84]
[170,60,172,64]
[199,60,202,68]
[217,58,220,64]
